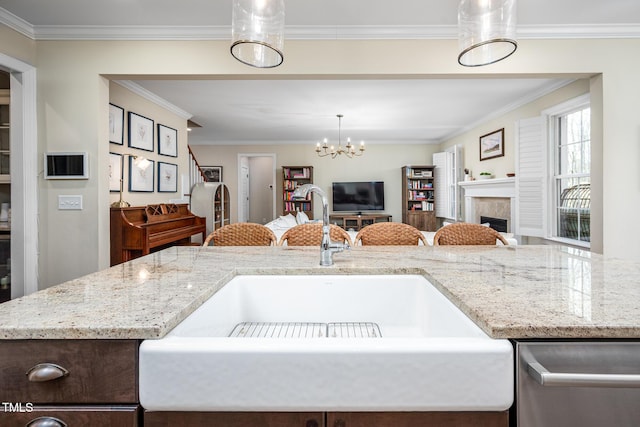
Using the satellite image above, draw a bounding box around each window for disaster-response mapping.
[551,103,591,245]
[515,93,591,247]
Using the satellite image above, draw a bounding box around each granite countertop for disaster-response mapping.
[0,245,639,340]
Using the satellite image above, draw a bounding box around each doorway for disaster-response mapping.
[237,154,276,224]
[0,53,39,299]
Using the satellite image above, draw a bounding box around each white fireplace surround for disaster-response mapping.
[458,178,516,232]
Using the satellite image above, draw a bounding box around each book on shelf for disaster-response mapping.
[284,167,311,179]
[284,191,310,201]
[284,201,311,212]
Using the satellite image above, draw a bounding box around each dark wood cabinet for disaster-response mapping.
[329,213,392,231]
[327,411,508,427]
[402,165,437,231]
[144,411,323,427]
[0,405,140,427]
[0,340,140,426]
[144,411,507,427]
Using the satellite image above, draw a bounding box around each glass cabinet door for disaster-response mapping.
[0,102,9,179]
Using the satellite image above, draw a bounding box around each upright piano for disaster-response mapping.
[110,203,206,266]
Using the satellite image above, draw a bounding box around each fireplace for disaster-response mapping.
[481,216,508,233]
[458,178,516,233]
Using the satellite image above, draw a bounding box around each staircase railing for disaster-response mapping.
[188,145,206,197]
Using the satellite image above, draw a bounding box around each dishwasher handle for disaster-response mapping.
[528,361,640,388]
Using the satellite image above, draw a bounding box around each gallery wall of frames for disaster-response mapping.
[108,102,179,196]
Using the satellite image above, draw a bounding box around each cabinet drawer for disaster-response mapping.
[0,340,138,404]
[0,405,139,427]
[144,411,323,427]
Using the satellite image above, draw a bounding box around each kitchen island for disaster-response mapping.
[1,245,639,427]
[1,244,638,340]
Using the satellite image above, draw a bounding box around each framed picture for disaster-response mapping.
[202,166,222,183]
[129,157,154,192]
[108,152,123,192]
[158,162,178,193]
[109,103,124,145]
[479,128,505,161]
[158,124,178,157]
[128,111,154,152]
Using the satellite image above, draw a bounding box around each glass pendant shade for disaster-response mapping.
[231,0,285,68]
[458,0,517,67]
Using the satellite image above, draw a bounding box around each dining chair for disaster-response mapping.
[354,222,426,246]
[433,222,509,245]
[203,222,277,246]
[278,223,352,246]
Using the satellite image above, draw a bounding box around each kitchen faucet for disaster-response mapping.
[291,184,349,266]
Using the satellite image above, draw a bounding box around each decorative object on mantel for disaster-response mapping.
[479,128,505,161]
[506,173,515,177]
[478,172,494,180]
[457,0,518,67]
[316,114,365,159]
[231,0,285,68]
[110,154,152,207]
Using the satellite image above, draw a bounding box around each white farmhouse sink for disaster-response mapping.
[140,275,513,411]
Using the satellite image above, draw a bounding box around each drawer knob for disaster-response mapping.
[26,416,68,427]
[25,363,69,382]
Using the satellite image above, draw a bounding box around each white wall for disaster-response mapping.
[1,30,639,288]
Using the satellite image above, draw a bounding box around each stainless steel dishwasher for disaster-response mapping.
[516,341,640,427]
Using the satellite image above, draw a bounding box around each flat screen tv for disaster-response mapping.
[332,181,385,212]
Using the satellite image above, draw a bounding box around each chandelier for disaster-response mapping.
[315,114,365,159]
[457,0,518,67]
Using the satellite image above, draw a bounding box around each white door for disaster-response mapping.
[237,154,277,224]
[240,164,250,223]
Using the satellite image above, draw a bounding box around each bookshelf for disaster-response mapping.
[282,166,314,219]
[401,165,436,231]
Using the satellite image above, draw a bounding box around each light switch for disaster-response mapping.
[58,195,83,210]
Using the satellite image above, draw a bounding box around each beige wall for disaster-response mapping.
[109,81,189,207]
[0,26,35,65]
[1,27,640,287]
[191,143,438,223]
[440,79,591,179]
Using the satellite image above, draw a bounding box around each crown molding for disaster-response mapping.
[438,78,576,143]
[518,24,640,39]
[0,7,35,39]
[2,7,639,42]
[113,80,192,120]
[33,25,231,41]
[27,24,640,41]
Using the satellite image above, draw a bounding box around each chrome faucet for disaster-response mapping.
[291,184,349,266]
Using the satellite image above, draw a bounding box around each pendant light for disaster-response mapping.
[231,0,285,68]
[458,0,518,67]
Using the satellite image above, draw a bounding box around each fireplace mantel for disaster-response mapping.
[458,178,516,232]
[458,177,515,198]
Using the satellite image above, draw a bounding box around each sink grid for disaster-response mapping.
[228,322,382,338]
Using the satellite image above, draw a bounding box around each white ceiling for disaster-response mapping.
[1,1,638,145]
[131,78,570,145]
